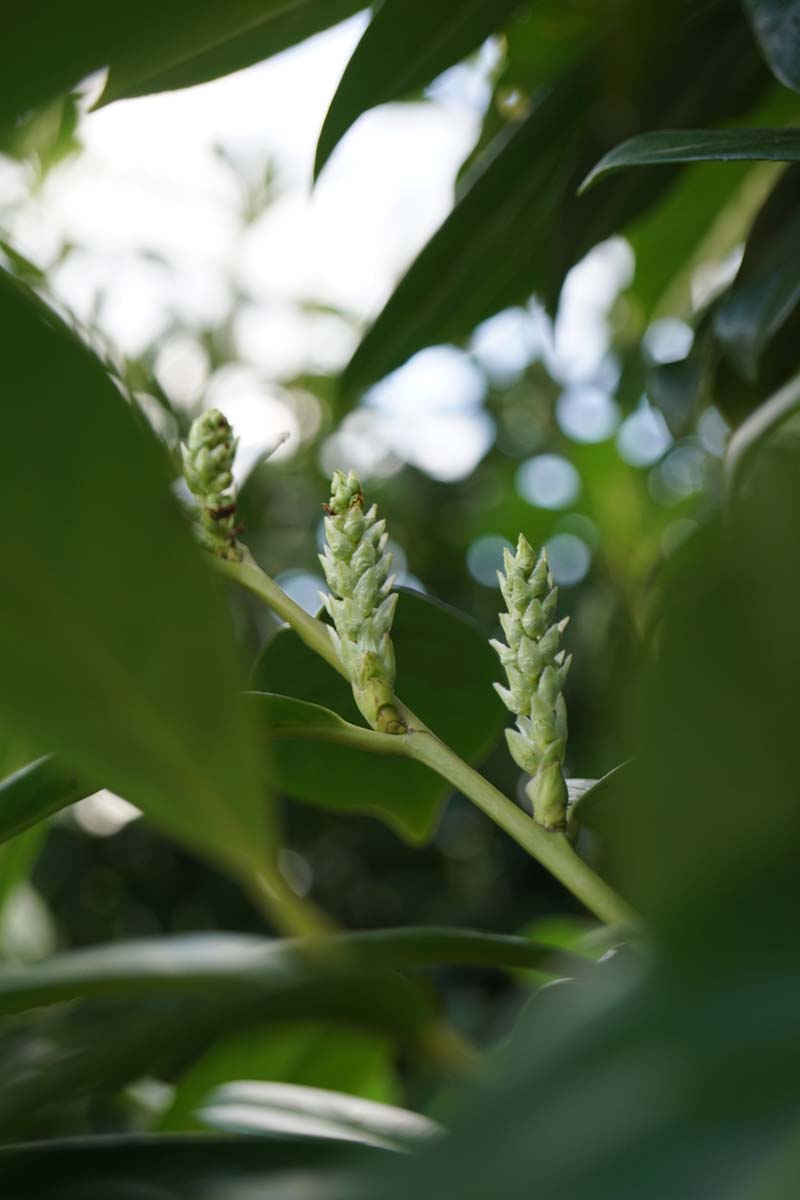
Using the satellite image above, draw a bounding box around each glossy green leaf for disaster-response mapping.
[580,128,800,192]
[199,1080,439,1149]
[161,1020,400,1131]
[0,272,268,884]
[745,0,800,93]
[99,0,365,106]
[314,0,521,178]
[714,166,800,380]
[251,588,506,842]
[0,757,94,846]
[0,1133,382,1198]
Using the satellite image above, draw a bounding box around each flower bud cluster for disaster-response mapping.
[492,535,571,831]
[181,409,242,561]
[320,470,405,734]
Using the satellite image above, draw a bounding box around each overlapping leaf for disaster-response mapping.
[251,588,506,842]
[344,3,770,393]
[314,0,521,178]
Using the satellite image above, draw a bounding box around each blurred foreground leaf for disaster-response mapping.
[0,1133,381,1198]
[0,273,269,885]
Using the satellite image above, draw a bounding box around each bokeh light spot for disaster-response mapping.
[556,387,619,443]
[516,454,581,509]
[617,403,672,467]
[544,533,591,586]
[467,535,515,587]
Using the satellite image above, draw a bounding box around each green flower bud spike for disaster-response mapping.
[320,470,406,735]
[492,535,571,832]
[181,409,242,561]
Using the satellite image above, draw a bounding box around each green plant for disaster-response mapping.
[3,2,800,1197]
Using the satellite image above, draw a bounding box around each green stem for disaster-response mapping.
[403,727,636,928]
[246,860,338,940]
[220,555,637,927]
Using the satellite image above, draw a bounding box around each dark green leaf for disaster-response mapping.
[0,1133,381,1198]
[344,7,770,393]
[0,271,268,884]
[0,757,94,846]
[580,128,800,192]
[251,588,506,842]
[200,1080,438,1149]
[314,0,521,178]
[714,165,800,380]
[744,0,800,92]
[99,0,365,106]
[1,2,349,128]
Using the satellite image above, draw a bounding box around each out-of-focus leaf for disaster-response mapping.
[0,928,580,1015]
[0,958,433,1140]
[251,588,506,843]
[0,926,580,1140]
[0,1133,381,1198]
[199,1080,439,1150]
[745,0,800,93]
[161,1020,400,1132]
[314,0,521,178]
[580,127,800,192]
[714,166,800,380]
[0,272,269,885]
[99,0,366,105]
[0,757,93,846]
[357,465,800,1200]
[344,5,770,393]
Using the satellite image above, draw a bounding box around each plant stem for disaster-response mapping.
[404,727,637,928]
[246,860,338,940]
[220,555,637,928]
